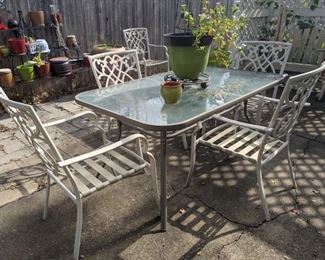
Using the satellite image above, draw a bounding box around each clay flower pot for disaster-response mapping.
[0,68,15,87]
[65,35,78,47]
[91,44,125,54]
[29,11,45,26]
[0,45,10,57]
[35,62,50,78]
[17,63,35,82]
[160,80,182,104]
[8,38,27,55]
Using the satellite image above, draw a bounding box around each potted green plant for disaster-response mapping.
[32,52,50,78]
[17,62,35,82]
[164,0,245,80]
[91,44,125,54]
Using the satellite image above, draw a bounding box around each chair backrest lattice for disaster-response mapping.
[235,41,292,75]
[88,49,142,88]
[123,28,150,60]
[270,63,325,139]
[0,88,63,173]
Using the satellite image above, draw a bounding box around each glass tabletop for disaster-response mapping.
[75,67,283,131]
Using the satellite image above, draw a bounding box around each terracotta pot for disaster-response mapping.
[65,35,77,47]
[160,81,182,104]
[29,11,45,26]
[35,62,50,78]
[50,57,72,76]
[91,44,125,54]
[0,68,15,87]
[83,53,90,67]
[0,45,10,57]
[51,12,63,25]
[8,38,27,55]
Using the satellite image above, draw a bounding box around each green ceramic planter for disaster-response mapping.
[17,64,35,82]
[164,33,213,80]
[160,81,182,104]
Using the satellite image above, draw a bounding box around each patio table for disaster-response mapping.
[75,66,284,231]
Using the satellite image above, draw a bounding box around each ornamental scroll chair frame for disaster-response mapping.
[87,49,142,140]
[187,62,325,221]
[0,88,159,260]
[233,41,292,123]
[123,27,169,76]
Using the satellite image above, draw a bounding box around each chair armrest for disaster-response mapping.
[254,95,311,107]
[58,133,148,167]
[148,44,167,50]
[212,114,273,133]
[41,111,97,128]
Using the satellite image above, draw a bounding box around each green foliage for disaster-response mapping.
[32,52,44,67]
[181,0,246,68]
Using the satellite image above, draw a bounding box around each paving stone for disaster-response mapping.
[0,180,39,207]
[0,136,26,154]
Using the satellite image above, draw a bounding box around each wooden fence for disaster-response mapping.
[1,0,223,59]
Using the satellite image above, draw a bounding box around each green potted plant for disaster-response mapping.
[17,62,35,82]
[164,0,245,80]
[32,52,50,78]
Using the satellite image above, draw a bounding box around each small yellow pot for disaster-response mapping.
[160,81,182,104]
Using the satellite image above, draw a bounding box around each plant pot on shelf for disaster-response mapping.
[35,62,50,78]
[28,11,45,26]
[50,57,72,76]
[17,63,35,82]
[8,38,27,55]
[164,33,212,80]
[0,68,15,87]
[91,44,125,54]
[160,80,182,104]
[0,45,9,57]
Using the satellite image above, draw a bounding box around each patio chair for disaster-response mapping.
[88,49,142,88]
[234,41,292,123]
[186,62,325,221]
[123,27,169,76]
[0,87,159,260]
[87,49,142,140]
[88,48,188,149]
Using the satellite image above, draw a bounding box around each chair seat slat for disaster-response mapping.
[227,131,260,152]
[84,159,116,182]
[97,154,133,176]
[206,125,238,144]
[108,150,145,171]
[218,128,251,147]
[71,163,105,189]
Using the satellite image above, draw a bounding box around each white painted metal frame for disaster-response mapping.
[87,49,142,139]
[0,88,159,260]
[88,49,142,88]
[123,27,169,76]
[187,62,325,221]
[234,41,293,123]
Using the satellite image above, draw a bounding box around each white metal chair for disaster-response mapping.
[123,27,169,76]
[187,62,325,221]
[234,41,292,123]
[87,49,142,139]
[0,88,159,260]
[88,49,142,88]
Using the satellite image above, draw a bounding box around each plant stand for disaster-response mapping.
[164,72,209,89]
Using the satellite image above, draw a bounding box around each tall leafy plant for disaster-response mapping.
[181,0,245,68]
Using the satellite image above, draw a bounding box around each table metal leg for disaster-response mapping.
[160,130,167,231]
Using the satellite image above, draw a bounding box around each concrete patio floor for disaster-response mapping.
[0,92,324,259]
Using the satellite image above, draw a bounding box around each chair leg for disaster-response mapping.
[287,145,297,189]
[43,174,51,221]
[256,163,270,221]
[186,128,199,187]
[73,200,83,260]
[146,151,160,210]
[182,133,188,150]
